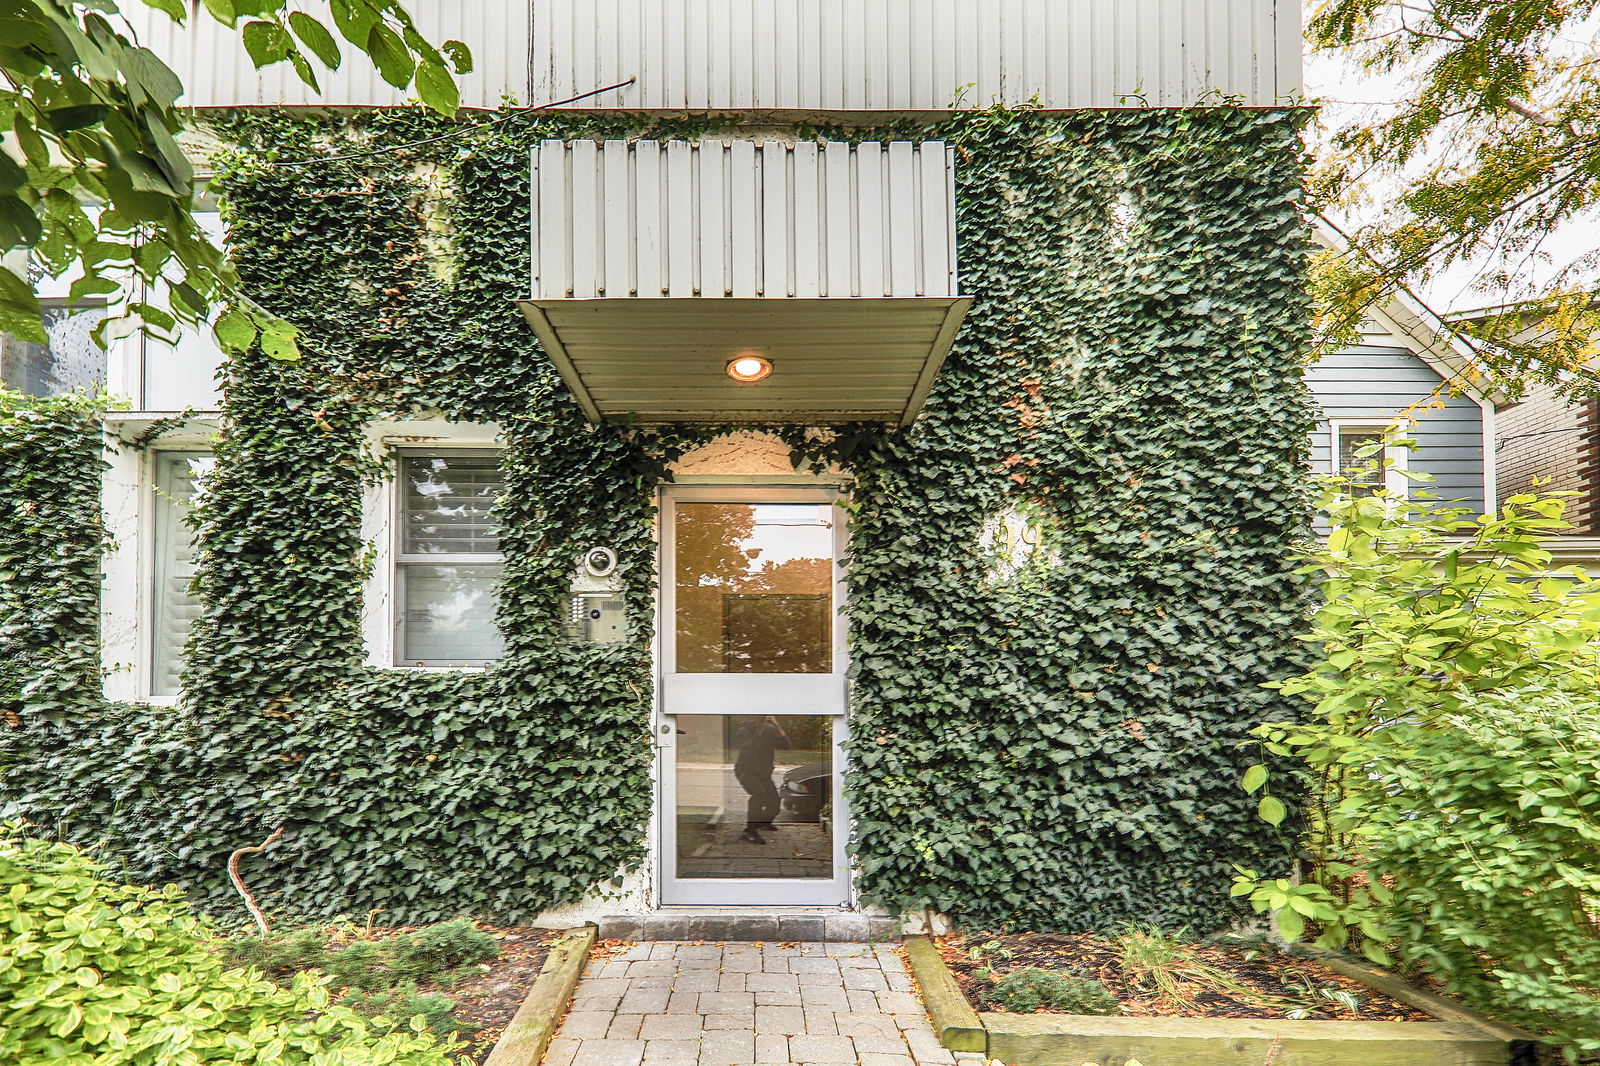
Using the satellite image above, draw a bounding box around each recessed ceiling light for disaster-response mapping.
[726,354,773,382]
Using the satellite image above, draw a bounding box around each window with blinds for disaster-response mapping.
[151,451,215,697]
[397,452,506,665]
[1336,427,1388,496]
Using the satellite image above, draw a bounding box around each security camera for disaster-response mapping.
[582,546,618,578]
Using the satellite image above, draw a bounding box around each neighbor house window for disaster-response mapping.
[396,452,505,665]
[1334,425,1405,496]
[151,451,215,697]
[0,300,108,397]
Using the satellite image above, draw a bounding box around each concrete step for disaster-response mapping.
[597,912,901,942]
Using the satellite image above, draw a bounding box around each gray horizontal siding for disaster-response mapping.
[1306,345,1486,512]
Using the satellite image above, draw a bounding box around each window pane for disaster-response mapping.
[674,503,834,674]
[0,303,107,398]
[1338,429,1385,494]
[152,452,215,697]
[401,454,502,555]
[675,713,834,879]
[401,563,504,662]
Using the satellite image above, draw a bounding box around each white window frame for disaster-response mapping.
[390,444,507,668]
[1329,420,1410,497]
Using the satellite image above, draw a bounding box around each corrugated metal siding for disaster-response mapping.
[530,139,958,300]
[1306,346,1487,511]
[120,2,529,110]
[120,0,1297,111]
[533,0,1302,110]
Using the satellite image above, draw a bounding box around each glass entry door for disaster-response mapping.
[658,487,849,906]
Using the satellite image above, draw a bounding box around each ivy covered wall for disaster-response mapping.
[0,105,1315,929]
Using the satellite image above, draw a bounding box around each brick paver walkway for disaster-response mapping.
[545,941,984,1066]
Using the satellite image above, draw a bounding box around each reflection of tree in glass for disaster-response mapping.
[674,504,833,674]
[404,456,502,555]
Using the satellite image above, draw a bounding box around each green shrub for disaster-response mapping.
[1238,481,1600,1058]
[991,968,1119,1014]
[322,939,389,991]
[389,917,499,980]
[0,825,455,1065]
[344,986,468,1039]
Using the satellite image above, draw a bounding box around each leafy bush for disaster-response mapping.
[0,825,455,1065]
[389,917,499,978]
[1237,478,1600,1057]
[344,986,470,1039]
[225,917,499,988]
[991,967,1119,1014]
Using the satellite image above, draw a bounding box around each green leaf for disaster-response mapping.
[137,0,189,19]
[123,47,185,106]
[1275,907,1305,941]
[241,21,292,68]
[259,317,300,361]
[287,12,342,70]
[1257,796,1286,827]
[43,105,110,134]
[441,39,472,74]
[0,149,25,194]
[414,61,458,116]
[199,0,236,26]
[364,23,415,89]
[1242,764,1268,794]
[213,305,257,352]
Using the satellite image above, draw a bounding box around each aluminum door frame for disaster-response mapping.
[656,484,850,906]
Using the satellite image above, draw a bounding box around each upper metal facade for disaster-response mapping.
[531,0,1302,111]
[122,0,1300,111]
[120,2,531,111]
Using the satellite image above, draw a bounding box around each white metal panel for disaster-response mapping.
[528,140,959,304]
[120,0,1297,111]
[532,0,1302,111]
[120,1,529,110]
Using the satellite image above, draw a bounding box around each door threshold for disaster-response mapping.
[597,910,900,943]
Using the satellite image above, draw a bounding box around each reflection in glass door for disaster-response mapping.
[659,488,849,906]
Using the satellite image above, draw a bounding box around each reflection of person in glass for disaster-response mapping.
[734,715,789,845]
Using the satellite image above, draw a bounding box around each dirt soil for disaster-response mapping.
[937,932,1435,1022]
[435,926,560,1062]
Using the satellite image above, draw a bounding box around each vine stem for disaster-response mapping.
[228,825,285,936]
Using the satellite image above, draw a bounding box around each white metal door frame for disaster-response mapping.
[656,483,850,907]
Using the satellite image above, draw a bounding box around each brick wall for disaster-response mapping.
[1496,381,1600,532]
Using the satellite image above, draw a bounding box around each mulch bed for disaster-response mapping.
[937,932,1434,1022]
[428,926,560,1062]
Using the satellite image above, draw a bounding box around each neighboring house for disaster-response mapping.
[4,1,1320,933]
[1440,305,1600,534]
[1308,292,1500,511]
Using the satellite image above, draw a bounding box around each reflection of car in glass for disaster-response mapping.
[779,762,831,821]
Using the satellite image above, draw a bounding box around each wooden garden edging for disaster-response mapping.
[481,925,597,1066]
[901,935,1540,1066]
